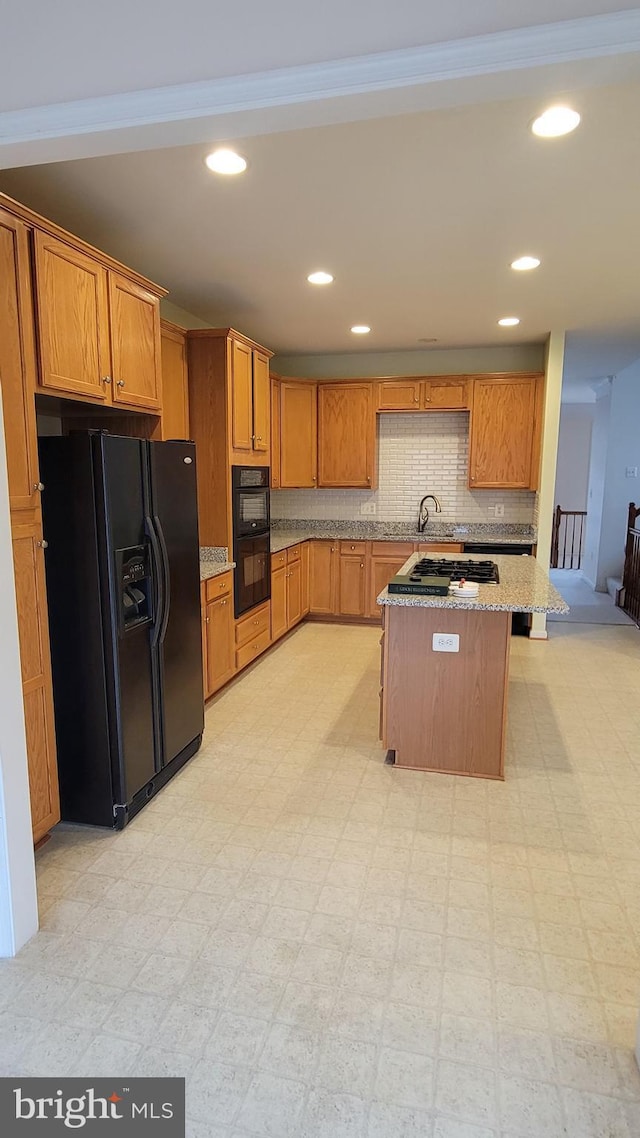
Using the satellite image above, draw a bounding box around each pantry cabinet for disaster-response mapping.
[32,231,163,412]
[317,383,376,488]
[160,321,190,440]
[0,207,60,844]
[280,380,317,487]
[468,374,542,490]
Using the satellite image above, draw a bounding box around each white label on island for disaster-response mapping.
[432,633,460,652]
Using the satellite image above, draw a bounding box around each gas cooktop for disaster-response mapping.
[413,558,500,585]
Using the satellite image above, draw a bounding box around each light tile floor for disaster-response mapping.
[3,620,640,1137]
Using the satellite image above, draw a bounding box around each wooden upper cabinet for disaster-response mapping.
[377,379,421,410]
[280,380,317,487]
[317,383,376,488]
[33,231,110,400]
[252,351,270,453]
[109,273,161,411]
[230,338,253,452]
[0,209,41,515]
[160,321,190,440]
[270,377,281,488]
[424,377,470,410]
[469,374,541,489]
[12,520,60,842]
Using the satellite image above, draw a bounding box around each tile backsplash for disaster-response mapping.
[272,411,536,525]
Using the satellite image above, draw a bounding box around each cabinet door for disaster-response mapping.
[12,521,60,842]
[339,555,367,616]
[369,556,411,617]
[160,323,189,439]
[205,595,234,694]
[252,350,270,454]
[271,564,288,642]
[287,559,303,628]
[469,376,538,489]
[377,379,421,410]
[201,586,209,697]
[33,231,110,400]
[301,542,310,616]
[309,541,339,614]
[271,378,281,488]
[231,339,253,452]
[317,384,375,488]
[424,378,469,410]
[109,273,161,410]
[280,380,317,487]
[0,210,41,515]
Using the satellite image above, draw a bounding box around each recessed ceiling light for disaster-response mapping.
[498,317,520,327]
[307,271,334,285]
[205,148,247,175]
[511,256,540,272]
[531,106,580,138]
[351,325,371,335]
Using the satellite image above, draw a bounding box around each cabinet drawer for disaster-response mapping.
[205,570,233,601]
[235,602,271,647]
[236,629,271,670]
[370,541,414,558]
[271,550,287,568]
[340,540,367,556]
[286,544,302,563]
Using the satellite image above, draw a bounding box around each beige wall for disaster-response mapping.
[531,331,565,638]
[160,300,212,329]
[273,343,544,378]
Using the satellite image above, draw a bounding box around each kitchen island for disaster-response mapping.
[378,553,567,779]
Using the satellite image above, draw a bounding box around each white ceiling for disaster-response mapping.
[3,1,637,111]
[1,3,640,401]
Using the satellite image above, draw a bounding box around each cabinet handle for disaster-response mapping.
[117,380,125,388]
[221,600,227,606]
[101,376,111,386]
[33,481,45,492]
[425,396,431,403]
[350,544,355,549]
[414,394,419,403]
[37,539,48,549]
[312,475,317,482]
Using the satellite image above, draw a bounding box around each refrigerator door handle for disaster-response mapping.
[154,513,172,644]
[145,514,165,648]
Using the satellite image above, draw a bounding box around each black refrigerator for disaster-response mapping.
[39,432,204,829]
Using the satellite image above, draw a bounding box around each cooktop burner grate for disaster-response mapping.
[413,558,499,584]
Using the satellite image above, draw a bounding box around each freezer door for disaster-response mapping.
[96,433,158,803]
[148,440,204,765]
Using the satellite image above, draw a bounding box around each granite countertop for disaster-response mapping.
[270,522,536,554]
[199,546,235,582]
[377,552,568,614]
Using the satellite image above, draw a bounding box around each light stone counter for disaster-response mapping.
[199,546,235,582]
[271,526,535,555]
[377,552,568,615]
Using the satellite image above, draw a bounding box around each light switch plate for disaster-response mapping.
[433,633,460,652]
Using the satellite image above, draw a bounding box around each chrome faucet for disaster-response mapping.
[418,494,442,532]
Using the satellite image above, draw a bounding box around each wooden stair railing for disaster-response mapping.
[551,506,587,569]
[622,502,640,625]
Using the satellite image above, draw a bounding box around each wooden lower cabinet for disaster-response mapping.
[12,520,60,842]
[369,557,409,617]
[201,573,234,698]
[309,541,339,615]
[235,601,271,669]
[301,542,310,616]
[271,564,288,641]
[287,558,303,626]
[339,555,367,616]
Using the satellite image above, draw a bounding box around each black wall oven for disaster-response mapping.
[232,466,271,617]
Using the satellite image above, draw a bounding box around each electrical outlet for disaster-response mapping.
[432,633,459,653]
[494,503,505,518]
[360,502,376,516]
[626,466,638,478]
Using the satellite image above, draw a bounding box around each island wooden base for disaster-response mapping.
[381,605,511,779]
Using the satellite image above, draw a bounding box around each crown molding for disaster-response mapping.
[1,10,640,146]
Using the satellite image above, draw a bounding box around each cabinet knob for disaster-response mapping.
[205,616,210,624]
[221,600,227,606]
[414,395,419,403]
[366,477,371,484]
[350,544,355,549]
[117,380,125,388]
[34,481,45,492]
[101,375,111,386]
[360,563,364,569]
[37,539,48,549]
[312,475,317,482]
[257,436,262,442]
